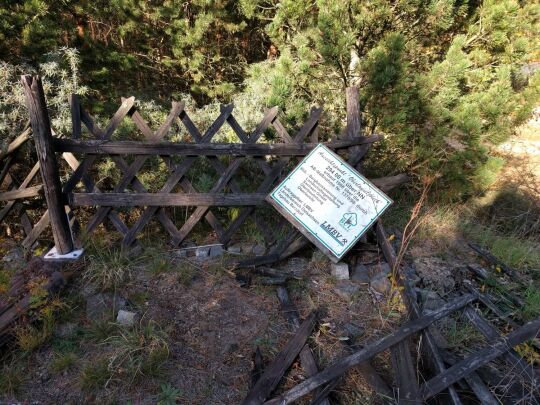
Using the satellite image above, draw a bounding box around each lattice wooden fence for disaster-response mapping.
[12,75,408,255]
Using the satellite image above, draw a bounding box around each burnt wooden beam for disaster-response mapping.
[21,75,74,254]
[391,340,422,404]
[371,174,410,192]
[52,136,381,156]
[442,351,500,405]
[276,287,331,405]
[241,311,318,405]
[250,347,265,389]
[468,242,521,280]
[376,221,464,405]
[464,306,539,383]
[420,316,540,400]
[264,294,475,405]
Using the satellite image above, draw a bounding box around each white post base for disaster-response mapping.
[44,246,84,261]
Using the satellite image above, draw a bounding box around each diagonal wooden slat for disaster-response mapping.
[264,294,476,405]
[85,101,185,233]
[0,162,41,222]
[219,107,320,246]
[419,317,540,400]
[170,107,279,246]
[186,106,272,243]
[122,105,234,247]
[63,97,135,193]
[126,104,225,240]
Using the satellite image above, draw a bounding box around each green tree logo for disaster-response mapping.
[339,212,357,231]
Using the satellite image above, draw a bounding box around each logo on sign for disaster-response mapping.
[339,212,357,231]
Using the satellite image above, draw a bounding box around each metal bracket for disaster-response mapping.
[44,246,84,261]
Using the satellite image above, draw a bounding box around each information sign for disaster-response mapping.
[267,144,392,262]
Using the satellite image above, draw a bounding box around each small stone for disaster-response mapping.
[331,262,349,280]
[368,262,391,277]
[351,264,369,284]
[116,310,138,326]
[252,244,266,256]
[174,249,188,258]
[341,322,365,339]
[195,246,210,258]
[227,245,242,254]
[2,247,24,263]
[334,281,359,300]
[369,274,391,295]
[209,245,224,258]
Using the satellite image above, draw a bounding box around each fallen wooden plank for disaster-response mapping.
[264,294,476,405]
[464,306,539,383]
[276,287,331,405]
[391,340,422,404]
[468,242,520,280]
[250,347,265,389]
[442,350,500,405]
[52,136,382,156]
[420,316,540,400]
[242,311,317,405]
[377,222,463,405]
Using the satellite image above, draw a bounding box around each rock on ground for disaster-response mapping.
[331,262,349,280]
[116,310,138,326]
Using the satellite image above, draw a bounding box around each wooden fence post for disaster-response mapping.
[21,75,74,255]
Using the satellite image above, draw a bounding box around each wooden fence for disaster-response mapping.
[1,76,408,255]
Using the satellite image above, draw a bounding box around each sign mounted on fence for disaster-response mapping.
[267,144,392,262]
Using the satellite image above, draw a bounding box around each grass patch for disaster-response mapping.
[0,360,24,395]
[80,320,169,391]
[83,242,138,290]
[522,287,540,321]
[15,312,55,352]
[158,383,182,405]
[50,352,78,373]
[176,262,197,286]
[443,318,483,348]
[80,358,111,391]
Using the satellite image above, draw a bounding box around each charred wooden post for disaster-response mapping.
[21,75,74,255]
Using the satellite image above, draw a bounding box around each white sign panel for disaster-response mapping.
[267,144,392,262]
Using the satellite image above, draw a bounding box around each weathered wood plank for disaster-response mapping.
[52,136,381,156]
[463,306,538,383]
[377,221,464,405]
[69,192,267,206]
[420,316,540,400]
[442,350,499,405]
[241,311,317,405]
[21,75,73,254]
[70,94,82,139]
[276,287,331,405]
[21,210,50,249]
[468,242,520,280]
[391,340,422,404]
[264,294,475,405]
[0,126,31,161]
[0,185,43,201]
[122,106,233,247]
